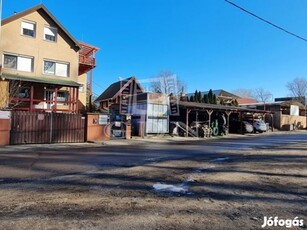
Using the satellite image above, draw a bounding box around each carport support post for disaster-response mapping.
[271,113,274,132]
[186,108,191,137]
[252,113,255,133]
[196,111,198,137]
[206,109,213,128]
[239,112,243,134]
[225,111,232,134]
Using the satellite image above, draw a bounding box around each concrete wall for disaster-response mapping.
[0,111,11,145]
[86,113,110,142]
[280,115,306,129]
[0,120,10,145]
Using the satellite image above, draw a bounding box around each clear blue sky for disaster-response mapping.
[3,0,307,98]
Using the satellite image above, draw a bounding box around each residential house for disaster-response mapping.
[186,89,240,105]
[95,77,170,137]
[275,96,307,119]
[95,77,144,138]
[0,4,98,113]
[237,97,258,105]
[275,96,306,105]
[95,77,144,117]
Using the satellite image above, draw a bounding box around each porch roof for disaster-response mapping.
[2,73,81,87]
[178,101,271,114]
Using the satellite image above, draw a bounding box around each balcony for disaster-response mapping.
[78,41,99,75]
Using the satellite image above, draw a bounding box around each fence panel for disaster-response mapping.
[10,111,85,145]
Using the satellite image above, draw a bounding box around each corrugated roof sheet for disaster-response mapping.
[241,101,305,109]
[178,101,270,113]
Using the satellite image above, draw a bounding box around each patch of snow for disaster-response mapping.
[50,174,87,181]
[186,177,195,183]
[153,183,189,194]
[211,157,230,162]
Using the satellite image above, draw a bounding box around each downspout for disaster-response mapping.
[0,0,3,73]
[89,69,93,112]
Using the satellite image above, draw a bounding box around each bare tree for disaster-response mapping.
[232,88,254,98]
[150,70,186,97]
[286,77,307,104]
[253,88,273,110]
[0,80,28,109]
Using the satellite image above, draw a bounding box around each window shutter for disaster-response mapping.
[22,21,34,30]
[17,57,32,72]
[44,27,56,36]
[56,63,68,77]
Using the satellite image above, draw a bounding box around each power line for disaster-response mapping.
[225,0,307,43]
[92,80,106,89]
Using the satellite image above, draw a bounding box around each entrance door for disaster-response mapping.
[44,89,55,110]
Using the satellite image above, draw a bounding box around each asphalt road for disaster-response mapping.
[0,131,306,182]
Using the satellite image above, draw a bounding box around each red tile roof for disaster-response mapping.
[237,98,258,104]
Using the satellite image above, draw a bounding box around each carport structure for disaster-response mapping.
[174,101,273,136]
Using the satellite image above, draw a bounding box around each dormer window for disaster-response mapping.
[21,21,36,37]
[44,26,57,42]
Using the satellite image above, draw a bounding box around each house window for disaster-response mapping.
[44,26,57,42]
[44,60,69,77]
[44,61,55,74]
[79,84,84,93]
[18,87,31,98]
[57,91,68,104]
[21,21,36,37]
[3,54,33,72]
[3,54,17,69]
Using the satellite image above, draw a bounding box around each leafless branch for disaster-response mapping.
[150,70,186,97]
[286,77,307,104]
[0,80,29,109]
[253,88,273,109]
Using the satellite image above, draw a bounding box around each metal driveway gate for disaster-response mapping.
[10,111,85,144]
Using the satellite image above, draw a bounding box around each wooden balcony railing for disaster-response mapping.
[79,55,96,66]
[78,41,99,75]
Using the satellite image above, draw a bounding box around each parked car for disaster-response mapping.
[229,120,253,134]
[253,119,267,133]
[242,121,253,133]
